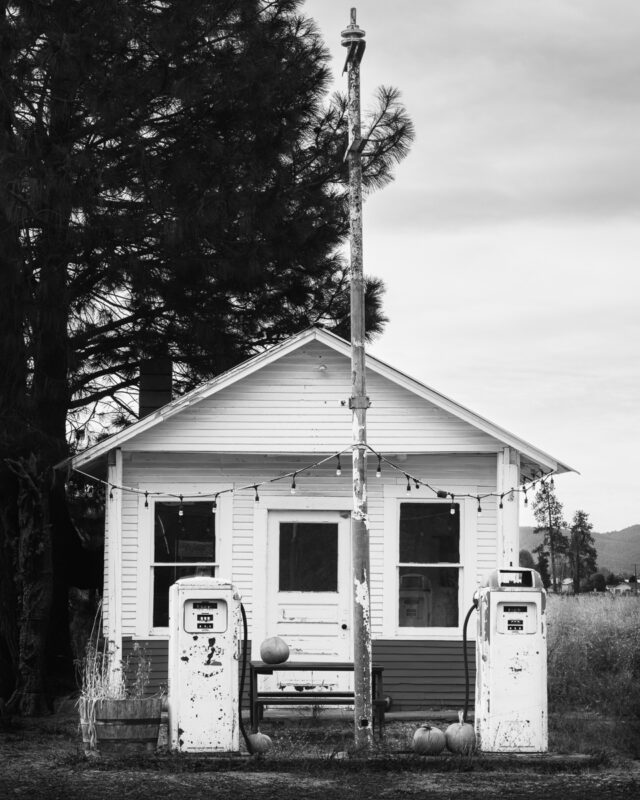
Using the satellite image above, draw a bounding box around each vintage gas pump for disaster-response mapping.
[475,568,547,753]
[168,576,242,752]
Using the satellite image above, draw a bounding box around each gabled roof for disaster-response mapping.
[64,327,573,475]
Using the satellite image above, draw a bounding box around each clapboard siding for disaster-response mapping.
[128,342,501,454]
[119,452,497,638]
[373,640,476,709]
[122,637,475,710]
[122,637,254,706]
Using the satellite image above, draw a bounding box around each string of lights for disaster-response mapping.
[71,447,354,510]
[363,444,555,512]
[71,444,556,515]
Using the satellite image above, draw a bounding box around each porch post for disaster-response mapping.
[106,447,123,687]
[497,447,520,568]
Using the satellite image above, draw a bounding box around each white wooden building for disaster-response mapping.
[67,327,571,709]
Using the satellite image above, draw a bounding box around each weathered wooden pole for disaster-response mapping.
[341,8,373,751]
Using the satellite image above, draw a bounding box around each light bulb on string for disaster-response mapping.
[109,485,113,501]
[376,457,382,478]
[477,495,482,513]
[336,456,342,477]
[254,485,260,502]
[212,494,218,513]
[405,474,411,492]
[144,491,149,509]
[414,479,420,490]
[290,474,297,495]
[499,494,504,510]
[450,494,456,515]
[178,495,184,517]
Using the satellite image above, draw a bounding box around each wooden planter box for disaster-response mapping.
[94,698,162,752]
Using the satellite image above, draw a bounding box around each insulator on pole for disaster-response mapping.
[341,8,366,71]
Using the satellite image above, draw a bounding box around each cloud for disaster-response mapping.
[343,0,640,226]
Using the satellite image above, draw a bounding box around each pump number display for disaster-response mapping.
[496,601,537,634]
[183,598,228,633]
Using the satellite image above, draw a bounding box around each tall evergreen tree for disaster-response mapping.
[569,510,597,594]
[532,483,568,592]
[0,0,413,713]
[532,546,551,589]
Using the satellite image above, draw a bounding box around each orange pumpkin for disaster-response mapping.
[259,636,290,664]
[248,731,272,754]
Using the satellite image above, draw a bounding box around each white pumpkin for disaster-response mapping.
[445,710,476,754]
[413,723,446,755]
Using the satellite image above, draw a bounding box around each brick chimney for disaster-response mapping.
[139,357,173,419]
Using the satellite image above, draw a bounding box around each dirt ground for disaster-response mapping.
[1,711,640,800]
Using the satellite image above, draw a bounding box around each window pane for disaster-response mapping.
[154,501,215,563]
[279,522,338,591]
[153,565,214,628]
[398,566,459,627]
[399,503,459,563]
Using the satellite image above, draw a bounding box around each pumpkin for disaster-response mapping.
[445,710,476,754]
[259,636,290,664]
[412,723,446,755]
[247,731,272,754]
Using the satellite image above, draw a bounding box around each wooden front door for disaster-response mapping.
[265,510,352,691]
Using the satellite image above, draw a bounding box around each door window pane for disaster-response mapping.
[398,566,459,628]
[399,503,459,563]
[279,522,338,592]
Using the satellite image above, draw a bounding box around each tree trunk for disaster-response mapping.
[0,473,20,700]
[549,537,557,593]
[7,456,54,715]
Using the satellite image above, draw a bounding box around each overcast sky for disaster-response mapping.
[304,0,640,533]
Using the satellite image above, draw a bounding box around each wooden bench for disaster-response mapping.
[249,660,386,736]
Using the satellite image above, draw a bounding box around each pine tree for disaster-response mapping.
[0,0,413,713]
[532,547,551,589]
[532,483,568,592]
[569,510,597,594]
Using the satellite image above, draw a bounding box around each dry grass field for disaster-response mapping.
[547,593,640,715]
[545,593,640,757]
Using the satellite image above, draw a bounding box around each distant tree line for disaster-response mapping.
[520,485,599,593]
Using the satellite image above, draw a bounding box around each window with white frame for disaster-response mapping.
[152,500,217,628]
[398,501,461,628]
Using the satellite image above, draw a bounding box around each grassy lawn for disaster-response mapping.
[2,593,640,799]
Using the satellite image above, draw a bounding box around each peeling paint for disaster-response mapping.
[169,578,241,753]
[476,584,547,753]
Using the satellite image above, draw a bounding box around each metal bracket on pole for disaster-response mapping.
[349,396,371,409]
[342,40,366,73]
[343,136,368,162]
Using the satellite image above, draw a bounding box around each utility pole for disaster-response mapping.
[341,8,372,751]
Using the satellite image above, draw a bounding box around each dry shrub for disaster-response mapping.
[547,594,640,716]
[76,603,152,750]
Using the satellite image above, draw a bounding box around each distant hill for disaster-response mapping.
[520,524,640,576]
